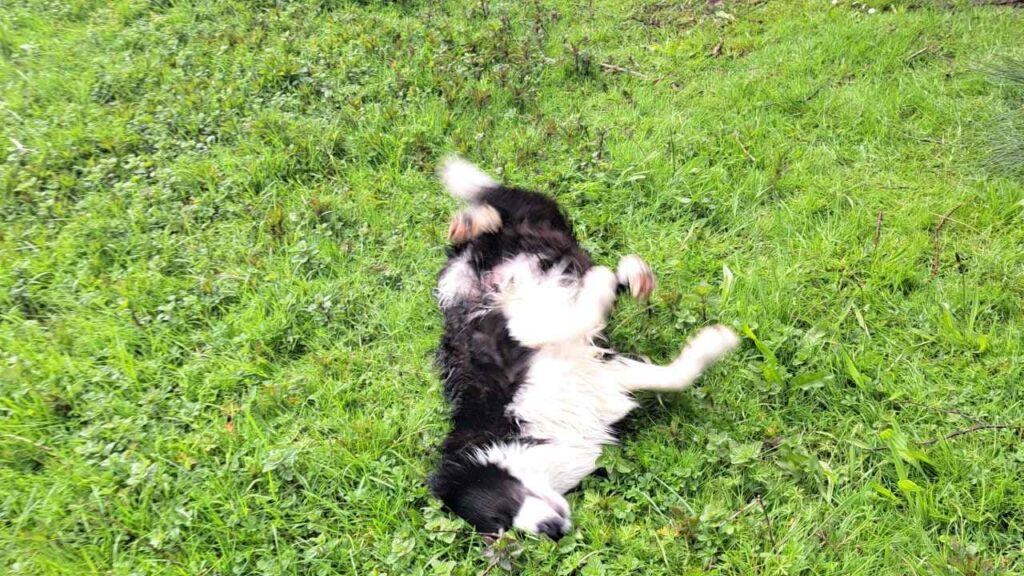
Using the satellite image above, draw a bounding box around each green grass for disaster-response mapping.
[2,0,1023,574]
[984,57,1024,180]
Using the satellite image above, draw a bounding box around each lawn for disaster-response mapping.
[2,0,1023,574]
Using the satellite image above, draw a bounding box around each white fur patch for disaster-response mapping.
[509,347,637,493]
[439,156,497,201]
[436,251,478,309]
[512,495,571,535]
[494,263,618,347]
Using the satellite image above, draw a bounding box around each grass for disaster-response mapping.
[984,57,1024,180]
[1,0,1023,574]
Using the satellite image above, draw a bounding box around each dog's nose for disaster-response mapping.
[537,519,569,541]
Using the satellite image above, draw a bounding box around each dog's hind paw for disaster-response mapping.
[686,324,740,367]
[448,204,502,243]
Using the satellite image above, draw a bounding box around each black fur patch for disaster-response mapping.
[428,460,526,535]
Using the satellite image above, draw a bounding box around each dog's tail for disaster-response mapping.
[438,156,497,202]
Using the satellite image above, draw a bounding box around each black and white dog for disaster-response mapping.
[429,157,739,540]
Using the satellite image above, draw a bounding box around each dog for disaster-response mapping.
[428,157,739,540]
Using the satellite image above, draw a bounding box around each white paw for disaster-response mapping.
[616,255,655,300]
[686,324,740,365]
[447,204,502,243]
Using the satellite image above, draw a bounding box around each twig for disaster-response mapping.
[873,211,884,247]
[733,132,757,164]
[541,55,675,87]
[480,532,520,575]
[800,82,828,103]
[129,307,144,328]
[899,399,984,424]
[1,432,56,455]
[716,498,758,528]
[480,556,501,576]
[654,532,670,568]
[755,495,777,550]
[768,151,789,195]
[575,550,602,569]
[931,203,964,276]
[598,61,651,80]
[919,424,1022,447]
[930,212,975,232]
[628,14,656,27]
[905,44,936,63]
[858,422,1022,452]
[847,394,1023,450]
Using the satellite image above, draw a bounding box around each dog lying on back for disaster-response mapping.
[429,157,739,540]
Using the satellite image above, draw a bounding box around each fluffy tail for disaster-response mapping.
[438,155,497,202]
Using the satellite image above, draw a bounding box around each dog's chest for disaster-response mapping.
[509,347,636,445]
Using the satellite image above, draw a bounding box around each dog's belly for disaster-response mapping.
[509,346,637,493]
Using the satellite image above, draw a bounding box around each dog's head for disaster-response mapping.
[429,454,571,540]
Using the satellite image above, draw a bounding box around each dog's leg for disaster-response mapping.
[611,325,739,392]
[436,252,480,310]
[616,255,655,300]
[448,204,502,243]
[500,255,651,347]
[501,265,619,346]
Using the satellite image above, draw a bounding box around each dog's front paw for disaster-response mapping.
[616,255,655,300]
[686,324,740,366]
